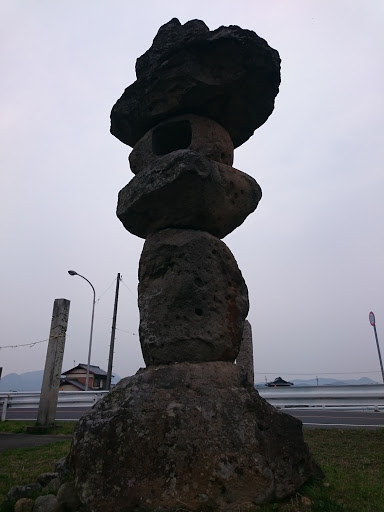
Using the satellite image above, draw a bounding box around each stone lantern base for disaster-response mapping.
[69,362,321,511]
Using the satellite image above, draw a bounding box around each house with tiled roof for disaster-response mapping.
[60,364,108,391]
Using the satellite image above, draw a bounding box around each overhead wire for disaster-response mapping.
[120,277,136,298]
[0,339,49,350]
[96,277,118,304]
[115,327,138,336]
[1,275,133,352]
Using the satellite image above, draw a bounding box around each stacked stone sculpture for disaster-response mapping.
[69,19,321,511]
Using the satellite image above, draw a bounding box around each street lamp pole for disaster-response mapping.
[68,270,96,391]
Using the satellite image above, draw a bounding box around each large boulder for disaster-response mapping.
[110,18,281,148]
[56,482,82,512]
[36,473,58,488]
[138,229,249,365]
[7,483,42,503]
[31,495,59,512]
[68,362,321,512]
[117,149,261,239]
[14,499,34,512]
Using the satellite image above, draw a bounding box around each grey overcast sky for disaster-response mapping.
[1,1,383,383]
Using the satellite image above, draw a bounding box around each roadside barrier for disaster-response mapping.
[258,384,384,411]
[0,385,383,421]
[0,391,106,421]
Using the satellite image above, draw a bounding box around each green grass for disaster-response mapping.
[0,441,71,504]
[0,421,76,435]
[0,428,383,511]
[257,429,384,512]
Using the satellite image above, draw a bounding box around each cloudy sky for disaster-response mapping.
[1,1,383,384]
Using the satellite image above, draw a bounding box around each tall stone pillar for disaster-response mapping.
[237,320,255,385]
[69,19,322,511]
[37,298,70,426]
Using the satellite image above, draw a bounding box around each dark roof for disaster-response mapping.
[265,377,294,387]
[62,364,108,377]
[60,378,86,391]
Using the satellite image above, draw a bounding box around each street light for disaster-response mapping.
[68,270,96,391]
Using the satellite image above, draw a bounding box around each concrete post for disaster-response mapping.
[236,320,254,386]
[36,298,70,426]
[1,396,8,422]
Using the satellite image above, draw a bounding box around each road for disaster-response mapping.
[5,406,384,428]
[5,407,85,421]
[287,409,384,428]
[0,432,71,453]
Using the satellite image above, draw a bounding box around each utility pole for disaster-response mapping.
[369,311,384,384]
[106,273,121,390]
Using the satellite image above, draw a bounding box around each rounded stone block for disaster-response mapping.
[117,149,262,239]
[110,19,281,148]
[129,114,234,174]
[69,362,321,512]
[57,482,82,511]
[138,229,249,365]
[14,499,34,512]
[32,495,59,512]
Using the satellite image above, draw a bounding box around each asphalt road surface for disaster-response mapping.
[4,406,384,428]
[287,409,384,428]
[5,407,85,421]
[0,432,71,453]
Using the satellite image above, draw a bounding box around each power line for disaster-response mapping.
[0,339,49,350]
[96,277,118,304]
[120,277,136,298]
[115,327,138,336]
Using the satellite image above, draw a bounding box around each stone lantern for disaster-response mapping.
[68,19,322,512]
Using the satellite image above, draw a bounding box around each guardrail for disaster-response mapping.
[257,384,384,411]
[0,385,383,421]
[0,391,107,421]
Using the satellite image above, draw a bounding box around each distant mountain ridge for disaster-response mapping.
[0,370,121,392]
[255,376,379,387]
[0,370,44,392]
[1,371,379,391]
[292,376,378,386]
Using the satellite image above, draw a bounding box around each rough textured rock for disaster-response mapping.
[56,482,81,512]
[68,362,321,512]
[111,18,281,148]
[117,149,261,239]
[36,473,58,488]
[14,498,34,512]
[32,495,59,512]
[68,16,322,511]
[129,114,234,174]
[236,319,254,385]
[7,483,42,502]
[138,229,249,365]
[54,457,71,479]
[42,478,61,495]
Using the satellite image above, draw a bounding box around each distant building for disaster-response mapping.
[265,376,294,387]
[60,364,108,391]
